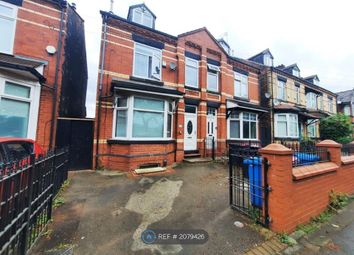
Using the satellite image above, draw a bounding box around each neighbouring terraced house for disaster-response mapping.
[94,3,269,171]
[337,89,354,124]
[0,0,88,151]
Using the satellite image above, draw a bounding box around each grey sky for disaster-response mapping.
[73,0,354,117]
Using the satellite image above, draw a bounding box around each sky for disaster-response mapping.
[73,0,354,118]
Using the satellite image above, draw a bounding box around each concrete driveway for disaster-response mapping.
[32,163,264,255]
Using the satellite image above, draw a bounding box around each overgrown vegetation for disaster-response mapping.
[278,233,297,246]
[328,191,350,211]
[53,180,70,209]
[320,114,353,144]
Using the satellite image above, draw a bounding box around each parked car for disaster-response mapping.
[0,138,45,167]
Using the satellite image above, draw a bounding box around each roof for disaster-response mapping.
[248,48,273,61]
[127,3,156,19]
[337,89,354,103]
[0,54,46,83]
[282,63,300,72]
[304,75,320,81]
[218,38,230,48]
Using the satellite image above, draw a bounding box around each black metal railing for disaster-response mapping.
[341,143,354,156]
[204,136,216,160]
[281,141,330,167]
[0,148,69,255]
[229,140,261,150]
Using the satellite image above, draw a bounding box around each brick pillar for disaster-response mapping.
[259,143,294,233]
[176,99,185,162]
[316,140,342,166]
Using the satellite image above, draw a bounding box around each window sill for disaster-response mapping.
[107,139,176,145]
[293,162,338,180]
[233,96,250,102]
[130,76,164,86]
[185,86,201,91]
[206,90,221,95]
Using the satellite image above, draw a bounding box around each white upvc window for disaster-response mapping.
[185,58,199,88]
[295,85,300,104]
[328,97,334,113]
[132,8,153,28]
[307,120,318,138]
[0,77,41,139]
[113,95,173,140]
[263,54,273,66]
[228,111,258,140]
[0,1,17,54]
[318,95,323,110]
[275,113,299,138]
[207,64,219,92]
[133,43,162,80]
[344,105,351,116]
[234,72,248,98]
[306,92,317,109]
[293,69,300,77]
[277,80,286,100]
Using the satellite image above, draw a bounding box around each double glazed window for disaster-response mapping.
[234,72,248,98]
[185,58,199,88]
[207,64,219,92]
[114,96,173,140]
[134,43,162,80]
[0,2,17,54]
[229,112,258,140]
[275,113,298,138]
[277,80,286,100]
[307,120,318,138]
[132,8,153,28]
[344,105,351,116]
[295,85,300,104]
[0,82,31,138]
[306,92,317,109]
[328,97,334,113]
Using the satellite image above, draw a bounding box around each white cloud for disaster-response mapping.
[73,0,354,117]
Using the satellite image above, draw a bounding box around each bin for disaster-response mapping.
[243,157,262,208]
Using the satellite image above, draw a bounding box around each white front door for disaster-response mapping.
[206,107,217,148]
[184,106,197,151]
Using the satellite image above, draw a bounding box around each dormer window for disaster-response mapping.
[313,78,320,86]
[263,54,273,66]
[128,4,156,29]
[293,69,300,77]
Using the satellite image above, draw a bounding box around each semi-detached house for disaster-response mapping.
[94,3,268,171]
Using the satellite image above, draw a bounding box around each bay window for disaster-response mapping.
[228,112,258,140]
[275,113,298,138]
[113,96,173,140]
[306,92,317,109]
[133,43,162,80]
[207,64,219,92]
[234,72,248,98]
[0,1,17,54]
[0,80,40,139]
[185,58,199,88]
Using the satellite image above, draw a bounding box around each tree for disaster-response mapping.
[320,113,353,144]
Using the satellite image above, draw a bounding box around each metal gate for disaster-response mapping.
[229,143,270,227]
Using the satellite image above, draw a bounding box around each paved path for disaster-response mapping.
[31,163,264,255]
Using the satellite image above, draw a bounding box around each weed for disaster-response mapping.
[53,197,65,208]
[329,191,349,211]
[278,233,296,246]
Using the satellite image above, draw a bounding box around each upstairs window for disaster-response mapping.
[306,92,317,109]
[132,8,153,28]
[207,64,219,92]
[134,43,161,80]
[293,69,300,77]
[263,54,273,66]
[277,80,286,100]
[344,105,351,116]
[294,85,300,104]
[185,58,199,88]
[234,72,248,98]
[0,2,17,54]
[328,97,334,113]
[313,78,320,86]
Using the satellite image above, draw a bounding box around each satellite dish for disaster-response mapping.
[265,92,271,99]
[274,99,280,106]
[169,62,177,71]
[46,45,56,55]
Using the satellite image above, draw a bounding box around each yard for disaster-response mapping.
[31,163,264,255]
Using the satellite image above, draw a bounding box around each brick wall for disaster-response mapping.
[260,140,354,233]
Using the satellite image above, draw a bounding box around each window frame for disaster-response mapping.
[277,80,286,100]
[112,95,174,141]
[0,1,17,55]
[207,64,219,92]
[234,72,248,99]
[263,54,273,66]
[227,111,258,140]
[307,120,318,138]
[132,8,153,28]
[274,113,299,138]
[133,42,162,81]
[328,97,334,113]
[306,92,317,109]
[0,75,41,139]
[295,85,300,104]
[185,57,199,88]
[344,105,351,116]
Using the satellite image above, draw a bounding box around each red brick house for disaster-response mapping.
[0,0,87,151]
[95,4,267,171]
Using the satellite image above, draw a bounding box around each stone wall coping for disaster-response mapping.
[342,155,354,165]
[316,140,342,148]
[292,162,338,181]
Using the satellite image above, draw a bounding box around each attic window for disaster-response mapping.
[132,8,153,28]
[293,69,300,77]
[313,78,320,86]
[263,54,273,66]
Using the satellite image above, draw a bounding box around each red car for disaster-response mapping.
[0,138,45,166]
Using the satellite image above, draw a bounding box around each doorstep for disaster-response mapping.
[183,157,213,163]
[134,167,166,174]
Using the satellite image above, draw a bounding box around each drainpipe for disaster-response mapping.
[270,67,275,143]
[49,2,66,149]
[95,15,108,169]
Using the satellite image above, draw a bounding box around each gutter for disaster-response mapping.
[49,3,66,149]
[95,14,108,169]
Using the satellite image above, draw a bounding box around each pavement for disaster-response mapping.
[289,199,354,255]
[31,162,265,255]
